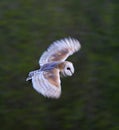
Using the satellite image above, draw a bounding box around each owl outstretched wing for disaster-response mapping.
[32,68,61,98]
[39,37,81,66]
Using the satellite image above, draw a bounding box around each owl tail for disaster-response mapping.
[26,69,40,81]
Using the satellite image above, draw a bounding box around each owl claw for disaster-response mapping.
[26,70,40,81]
[26,71,35,81]
[26,76,32,81]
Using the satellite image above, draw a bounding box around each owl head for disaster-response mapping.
[60,61,74,77]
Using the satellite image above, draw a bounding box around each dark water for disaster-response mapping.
[0,0,118,130]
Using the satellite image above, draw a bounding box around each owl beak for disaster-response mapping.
[70,69,74,75]
[71,68,74,74]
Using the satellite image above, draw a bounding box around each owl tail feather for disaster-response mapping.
[26,69,40,81]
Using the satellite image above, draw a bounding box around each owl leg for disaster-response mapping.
[26,69,40,81]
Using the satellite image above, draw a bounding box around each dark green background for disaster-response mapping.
[0,0,119,130]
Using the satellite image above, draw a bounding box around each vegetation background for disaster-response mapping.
[0,0,119,130]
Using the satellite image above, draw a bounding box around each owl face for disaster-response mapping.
[61,61,74,77]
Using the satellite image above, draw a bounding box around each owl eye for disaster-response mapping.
[67,67,71,70]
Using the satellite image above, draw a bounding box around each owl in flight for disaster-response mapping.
[26,37,81,98]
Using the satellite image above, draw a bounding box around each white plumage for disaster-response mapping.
[26,37,81,98]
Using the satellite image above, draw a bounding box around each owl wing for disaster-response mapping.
[39,37,81,66]
[32,68,61,98]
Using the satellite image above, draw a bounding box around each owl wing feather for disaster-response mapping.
[32,68,61,98]
[39,37,81,66]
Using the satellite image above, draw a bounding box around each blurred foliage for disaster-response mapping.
[0,0,119,130]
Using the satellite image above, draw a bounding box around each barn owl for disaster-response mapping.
[26,37,81,98]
